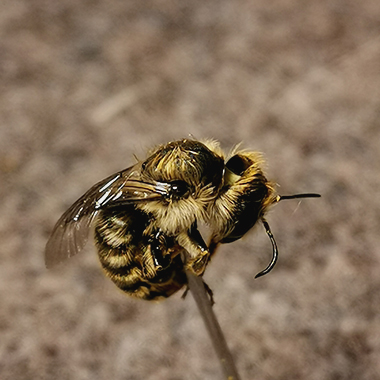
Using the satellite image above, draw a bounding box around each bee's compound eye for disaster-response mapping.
[225,155,250,176]
[169,180,190,199]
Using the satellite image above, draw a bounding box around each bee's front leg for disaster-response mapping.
[177,226,209,276]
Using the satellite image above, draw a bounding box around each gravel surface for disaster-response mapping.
[1,1,380,379]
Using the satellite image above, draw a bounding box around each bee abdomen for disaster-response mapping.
[95,230,187,300]
[102,255,186,300]
[94,207,187,300]
[97,246,135,268]
[96,244,157,299]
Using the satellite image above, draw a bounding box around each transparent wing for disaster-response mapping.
[45,163,170,268]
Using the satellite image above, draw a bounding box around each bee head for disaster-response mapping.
[211,152,275,244]
[216,152,320,278]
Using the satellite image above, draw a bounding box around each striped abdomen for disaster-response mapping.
[94,206,187,300]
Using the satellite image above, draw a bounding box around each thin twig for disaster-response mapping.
[186,270,242,380]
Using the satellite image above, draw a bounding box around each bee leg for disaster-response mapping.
[181,285,190,299]
[148,230,171,270]
[208,239,220,257]
[177,227,210,276]
[181,279,214,305]
[202,280,215,306]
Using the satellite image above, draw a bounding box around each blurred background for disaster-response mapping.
[1,1,380,379]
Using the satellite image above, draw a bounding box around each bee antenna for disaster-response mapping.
[275,193,321,202]
[255,218,278,278]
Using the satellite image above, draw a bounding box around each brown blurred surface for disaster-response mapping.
[1,1,380,379]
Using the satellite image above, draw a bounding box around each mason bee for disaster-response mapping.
[45,139,320,300]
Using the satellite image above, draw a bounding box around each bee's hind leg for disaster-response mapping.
[202,280,215,305]
[181,285,190,299]
[181,279,214,306]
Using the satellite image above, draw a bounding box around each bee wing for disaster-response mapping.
[45,163,170,268]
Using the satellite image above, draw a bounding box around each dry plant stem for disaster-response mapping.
[186,270,242,380]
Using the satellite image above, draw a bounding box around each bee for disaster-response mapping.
[45,139,320,301]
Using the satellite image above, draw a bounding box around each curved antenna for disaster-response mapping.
[255,218,278,278]
[255,192,321,278]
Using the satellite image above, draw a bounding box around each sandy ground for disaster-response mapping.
[1,1,380,379]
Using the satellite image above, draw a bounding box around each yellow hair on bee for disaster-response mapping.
[98,248,135,268]
[200,138,225,159]
[209,150,276,241]
[139,184,215,235]
[46,137,320,301]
